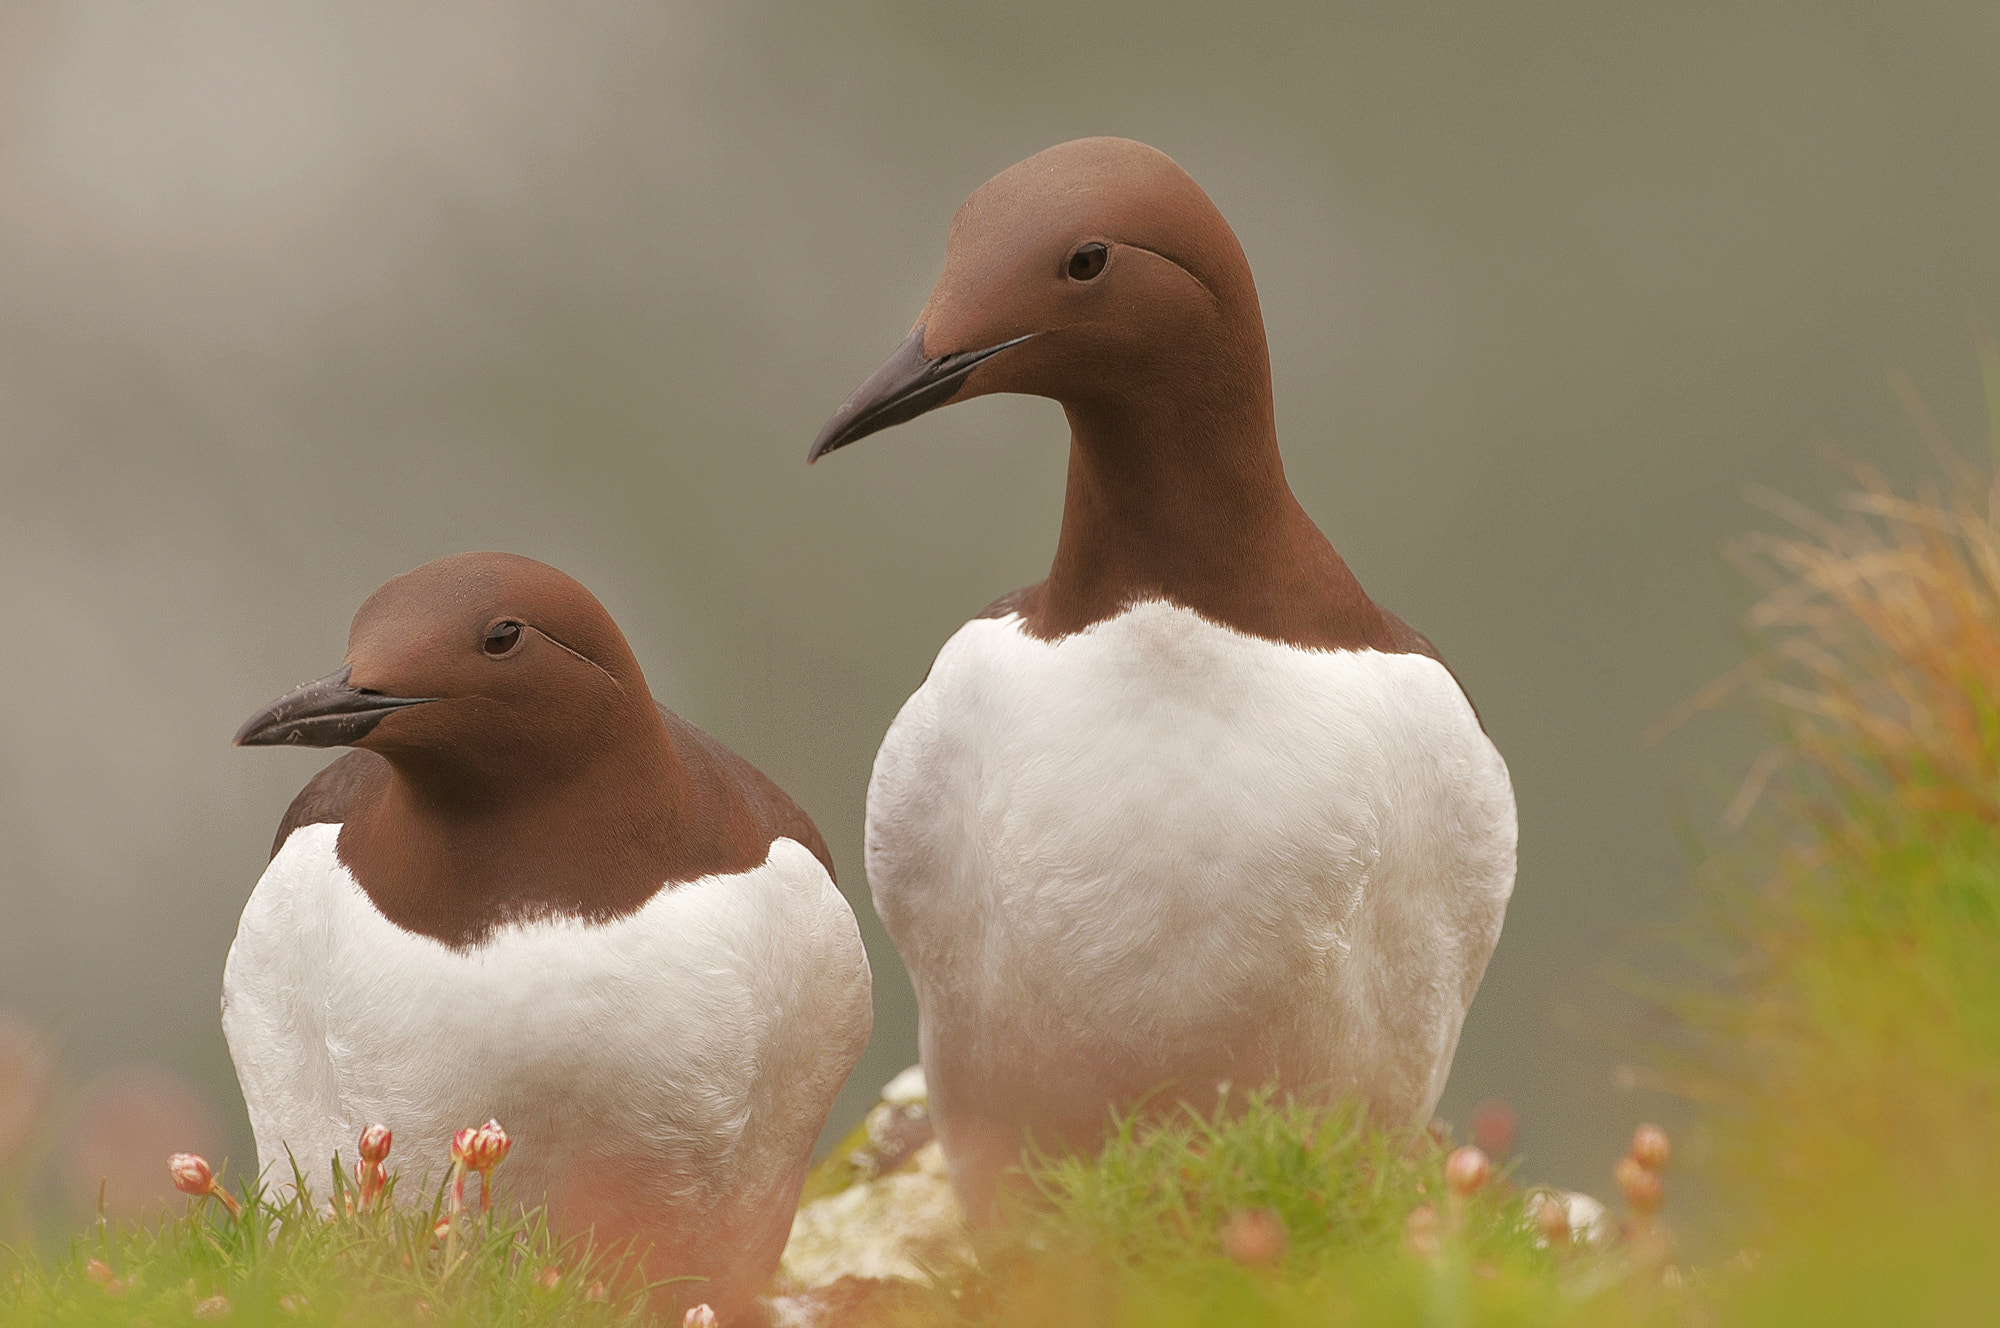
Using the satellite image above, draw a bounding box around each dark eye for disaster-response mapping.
[1067,242,1108,281]
[482,621,523,656]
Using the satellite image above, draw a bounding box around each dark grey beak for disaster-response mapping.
[807,324,1036,462]
[233,665,435,748]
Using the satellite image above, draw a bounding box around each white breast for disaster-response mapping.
[866,600,1514,1193]
[222,825,870,1296]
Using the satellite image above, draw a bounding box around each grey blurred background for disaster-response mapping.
[3,1,1998,1221]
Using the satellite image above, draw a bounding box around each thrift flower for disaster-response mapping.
[168,1152,242,1218]
[1404,1202,1441,1259]
[1628,1123,1671,1173]
[1532,1193,1571,1247]
[358,1123,393,1165]
[1445,1145,1490,1198]
[84,1259,125,1297]
[353,1123,392,1208]
[1220,1208,1287,1266]
[460,1119,512,1213]
[1615,1154,1664,1216]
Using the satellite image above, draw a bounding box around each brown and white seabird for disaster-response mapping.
[811,137,1516,1221]
[225,552,871,1319]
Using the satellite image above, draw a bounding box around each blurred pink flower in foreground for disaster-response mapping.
[1220,1208,1288,1267]
[1444,1145,1490,1199]
[1469,1098,1516,1157]
[84,1258,125,1297]
[1628,1122,1671,1172]
[683,1305,718,1327]
[0,1009,54,1169]
[1532,1192,1571,1247]
[1403,1202,1440,1258]
[61,1066,224,1221]
[1618,1122,1671,1220]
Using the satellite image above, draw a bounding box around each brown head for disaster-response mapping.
[809,137,1274,460]
[233,553,815,945]
[235,552,660,809]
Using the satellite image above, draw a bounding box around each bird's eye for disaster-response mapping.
[1067,243,1109,282]
[482,621,524,656]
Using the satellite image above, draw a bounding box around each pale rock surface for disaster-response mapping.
[771,1066,969,1315]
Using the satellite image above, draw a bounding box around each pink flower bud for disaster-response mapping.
[683,1306,719,1327]
[466,1119,511,1173]
[193,1294,231,1319]
[1444,1145,1490,1199]
[1532,1194,1570,1246]
[169,1153,215,1197]
[278,1294,308,1315]
[1470,1099,1516,1157]
[536,1266,562,1292]
[358,1125,392,1166]
[1615,1155,1664,1216]
[1219,1208,1288,1267]
[1629,1123,1671,1173]
[169,1152,242,1217]
[1403,1202,1441,1259]
[84,1259,126,1296]
[451,1119,513,1213]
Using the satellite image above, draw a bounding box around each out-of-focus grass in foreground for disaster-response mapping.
[1672,339,2000,1325]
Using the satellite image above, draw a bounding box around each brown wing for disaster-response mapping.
[268,749,391,860]
[656,703,838,883]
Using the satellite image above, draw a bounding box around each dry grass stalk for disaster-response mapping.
[1666,337,2000,833]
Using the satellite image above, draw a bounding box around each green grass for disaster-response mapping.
[0,1158,671,1327]
[920,1094,1686,1328]
[3,1104,1683,1328]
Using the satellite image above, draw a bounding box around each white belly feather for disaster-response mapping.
[222,825,870,1279]
[866,600,1515,1183]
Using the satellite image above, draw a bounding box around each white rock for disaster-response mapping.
[880,1064,927,1106]
[780,1141,967,1286]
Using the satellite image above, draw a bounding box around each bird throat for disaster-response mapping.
[1019,387,1395,654]
[332,728,767,948]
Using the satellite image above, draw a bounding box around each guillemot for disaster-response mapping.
[811,137,1516,1220]
[225,551,871,1318]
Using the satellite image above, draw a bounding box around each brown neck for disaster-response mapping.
[336,712,771,948]
[1022,369,1391,653]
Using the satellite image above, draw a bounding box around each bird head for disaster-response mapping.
[234,552,655,798]
[809,137,1269,461]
